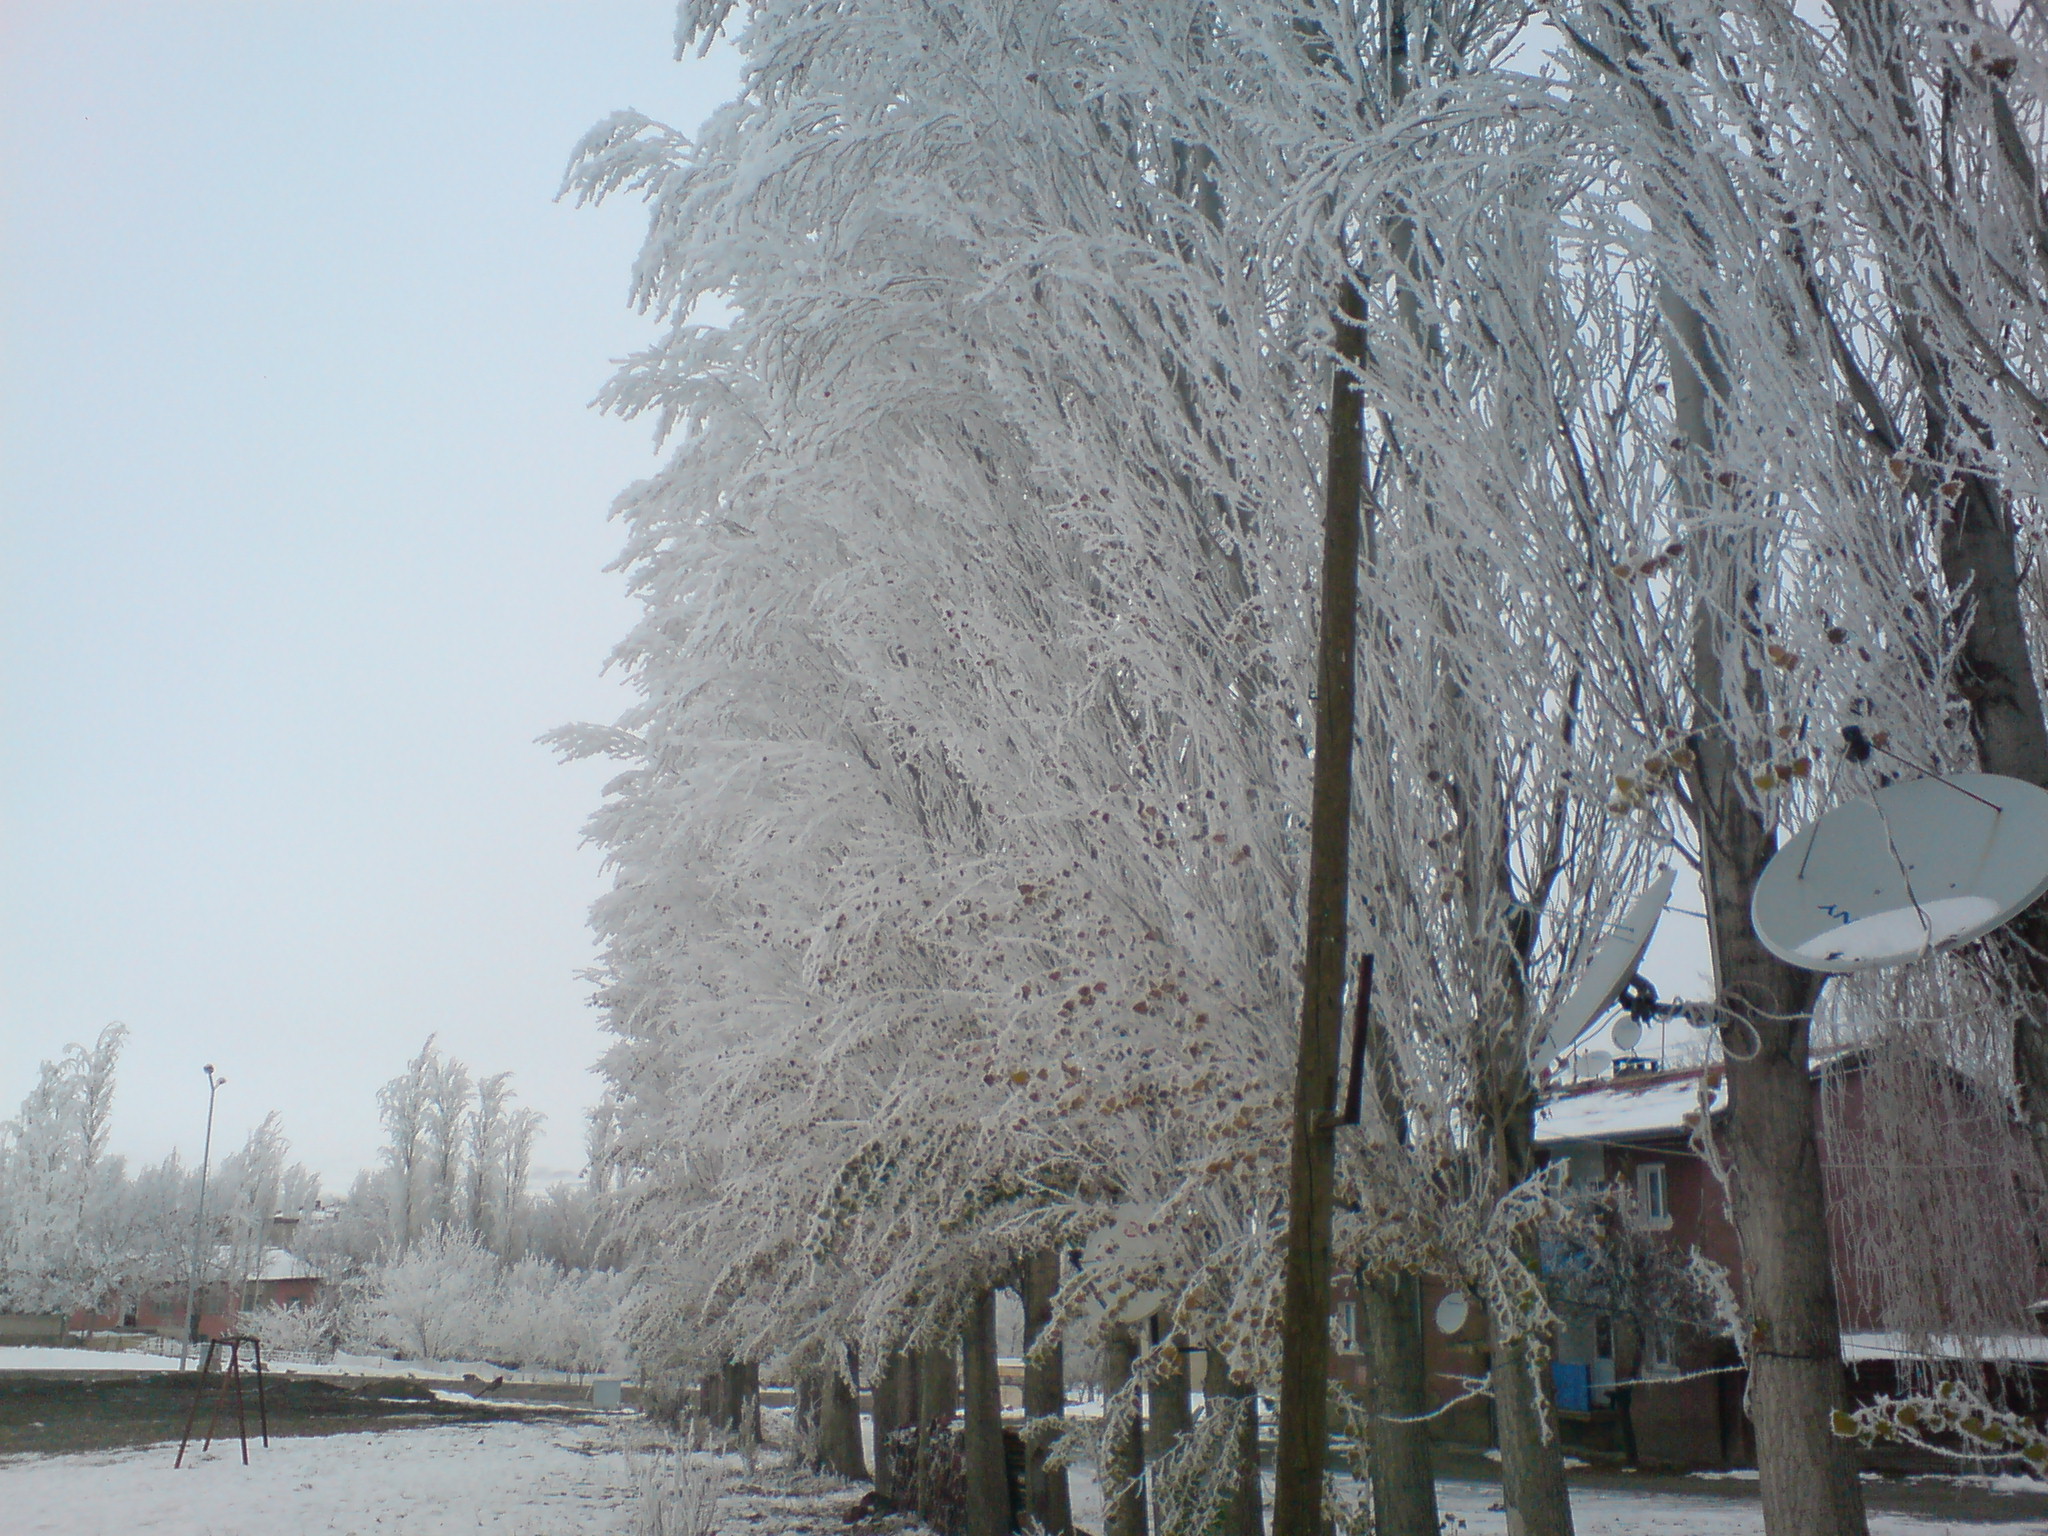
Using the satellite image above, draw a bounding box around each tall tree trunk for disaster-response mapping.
[796,1371,822,1465]
[963,1288,1012,1536]
[1146,1318,1195,1534]
[1825,0,2048,1200]
[1101,1323,1149,1536]
[1487,1318,1574,1536]
[1668,288,1869,1536]
[875,1348,913,1504]
[919,1339,960,1523]
[1020,1249,1072,1534]
[699,1369,725,1440]
[1211,1369,1264,1536]
[1196,1368,1261,1536]
[823,1346,869,1481]
[1476,1064,1573,1536]
[1360,955,1439,1536]
[1147,1316,1195,1458]
[723,1359,761,1447]
[1360,1270,1436,1536]
[1272,273,1369,1536]
[1925,412,2048,1188]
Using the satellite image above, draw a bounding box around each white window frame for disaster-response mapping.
[1633,1161,1673,1229]
[1644,1322,1679,1376]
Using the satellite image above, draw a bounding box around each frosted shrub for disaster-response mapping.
[347,1233,627,1371]
[355,1230,503,1361]
[242,1299,341,1357]
[630,1449,723,1536]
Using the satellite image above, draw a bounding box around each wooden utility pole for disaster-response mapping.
[1271,275,1369,1536]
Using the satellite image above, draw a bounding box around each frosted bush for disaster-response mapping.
[242,1299,341,1357]
[630,1449,723,1536]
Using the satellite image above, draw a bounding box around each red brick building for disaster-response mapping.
[1331,1058,2048,1469]
[69,1214,325,1340]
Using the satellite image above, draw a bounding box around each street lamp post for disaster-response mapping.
[180,1065,225,1368]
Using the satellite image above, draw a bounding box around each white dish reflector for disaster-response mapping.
[1434,1291,1471,1336]
[1079,1204,1170,1323]
[1533,866,1675,1073]
[1752,772,2048,973]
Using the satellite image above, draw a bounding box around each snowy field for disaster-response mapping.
[0,1420,642,1536]
[0,1343,604,1384]
[4,1416,2043,1536]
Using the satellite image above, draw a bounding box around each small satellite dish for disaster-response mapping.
[1079,1204,1170,1323]
[1434,1291,1471,1336]
[1611,1017,1644,1051]
[1534,866,1676,1073]
[1753,772,2048,973]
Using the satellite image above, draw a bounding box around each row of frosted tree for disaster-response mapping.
[563,1,2048,1533]
[0,1029,604,1327]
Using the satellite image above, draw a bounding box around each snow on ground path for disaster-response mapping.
[0,1418,639,1536]
[1062,1469,2048,1536]
[1429,1476,2048,1534]
[0,1346,190,1372]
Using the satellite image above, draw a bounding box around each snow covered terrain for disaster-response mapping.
[0,1420,641,1535]
[3,1414,2039,1536]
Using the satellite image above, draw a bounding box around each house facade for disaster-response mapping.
[68,1213,325,1341]
[1330,1057,2048,1470]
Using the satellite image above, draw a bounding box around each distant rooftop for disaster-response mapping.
[248,1246,323,1283]
[1536,1066,1724,1146]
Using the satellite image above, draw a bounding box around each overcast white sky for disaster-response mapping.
[2,2,740,1189]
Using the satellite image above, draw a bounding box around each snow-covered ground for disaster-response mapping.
[2,1408,2040,1536]
[0,1343,607,1384]
[0,1419,643,1535]
[0,1345,179,1372]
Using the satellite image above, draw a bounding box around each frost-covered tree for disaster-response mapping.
[563,3,2048,1531]
[368,1039,544,1256]
[0,1024,128,1311]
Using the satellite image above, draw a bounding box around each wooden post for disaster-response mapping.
[1271,274,1369,1536]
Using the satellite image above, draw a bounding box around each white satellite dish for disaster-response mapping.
[1533,865,1676,1073]
[1079,1204,1171,1323]
[1434,1291,1471,1336]
[1753,772,2048,974]
[1611,1017,1644,1052]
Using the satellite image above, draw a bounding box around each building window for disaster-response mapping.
[1645,1323,1677,1375]
[1338,1298,1361,1355]
[1634,1161,1672,1228]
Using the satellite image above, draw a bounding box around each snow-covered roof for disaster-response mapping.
[248,1246,323,1283]
[1535,1069,1724,1146]
[1842,1332,2048,1364]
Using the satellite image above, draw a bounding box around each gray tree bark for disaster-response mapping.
[1360,1271,1436,1536]
[1822,0,2048,1192]
[1101,1323,1149,1536]
[1210,1370,1264,1536]
[1666,287,1869,1536]
[874,1349,913,1504]
[721,1360,760,1447]
[1020,1249,1073,1534]
[823,1348,868,1481]
[1146,1318,1195,1534]
[963,1288,1012,1536]
[1147,1316,1195,1459]
[918,1340,959,1521]
[1487,1319,1574,1536]
[1272,272,1369,1536]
